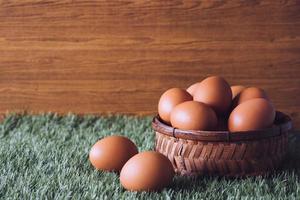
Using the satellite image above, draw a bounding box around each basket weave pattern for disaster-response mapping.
[153,112,291,177]
[155,131,288,176]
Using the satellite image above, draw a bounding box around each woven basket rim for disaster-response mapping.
[152,111,292,142]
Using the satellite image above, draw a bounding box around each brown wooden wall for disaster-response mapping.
[0,0,299,128]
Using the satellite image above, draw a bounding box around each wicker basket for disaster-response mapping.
[152,111,292,177]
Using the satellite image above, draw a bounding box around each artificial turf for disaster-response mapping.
[0,114,299,200]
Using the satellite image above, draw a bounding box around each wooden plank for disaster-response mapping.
[0,0,299,128]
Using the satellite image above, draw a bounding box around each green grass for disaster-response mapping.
[0,114,299,200]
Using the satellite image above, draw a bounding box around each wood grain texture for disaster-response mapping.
[0,0,300,127]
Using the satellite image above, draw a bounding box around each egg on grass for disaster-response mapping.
[89,135,138,172]
[120,151,174,191]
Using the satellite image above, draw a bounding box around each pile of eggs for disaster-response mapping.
[89,135,174,191]
[158,76,275,132]
[88,76,276,192]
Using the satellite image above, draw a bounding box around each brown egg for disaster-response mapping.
[231,85,246,100]
[170,101,217,130]
[236,87,269,105]
[120,151,174,191]
[158,88,192,124]
[186,82,201,96]
[228,98,275,132]
[193,76,232,115]
[89,135,138,171]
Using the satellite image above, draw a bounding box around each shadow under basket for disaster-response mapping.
[152,111,292,177]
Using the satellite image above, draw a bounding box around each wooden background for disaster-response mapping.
[0,0,299,128]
